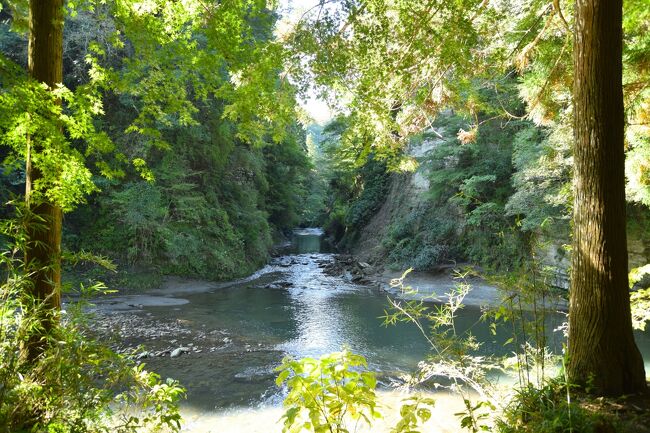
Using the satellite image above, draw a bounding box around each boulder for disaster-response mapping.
[170,347,190,358]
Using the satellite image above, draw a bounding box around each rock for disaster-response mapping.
[136,351,149,360]
[362,267,374,275]
[358,261,371,269]
[170,347,190,358]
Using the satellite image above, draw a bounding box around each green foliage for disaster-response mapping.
[630,264,650,331]
[505,122,572,233]
[0,60,107,211]
[623,0,650,208]
[276,350,439,433]
[263,123,312,230]
[276,349,381,433]
[287,0,650,277]
[288,0,506,160]
[494,380,616,433]
[344,157,389,229]
[382,260,570,432]
[378,110,534,272]
[626,139,650,207]
[428,113,531,269]
[382,203,458,271]
[0,214,185,432]
[1,0,312,282]
[304,116,391,247]
[66,119,310,280]
[390,395,436,433]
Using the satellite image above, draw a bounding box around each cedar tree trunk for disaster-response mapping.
[568,0,647,395]
[23,0,64,362]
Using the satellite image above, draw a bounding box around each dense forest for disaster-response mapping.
[0,3,313,285]
[1,0,650,432]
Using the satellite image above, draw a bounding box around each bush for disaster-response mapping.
[276,350,381,433]
[382,204,458,270]
[276,349,436,433]
[0,220,185,432]
[344,157,390,229]
[495,380,619,433]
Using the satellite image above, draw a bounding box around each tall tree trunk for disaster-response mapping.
[568,0,647,395]
[23,0,64,362]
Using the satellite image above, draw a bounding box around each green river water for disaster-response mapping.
[99,229,650,432]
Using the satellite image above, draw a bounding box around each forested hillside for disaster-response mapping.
[1,0,650,432]
[1,5,313,282]
[304,5,650,286]
[312,107,650,285]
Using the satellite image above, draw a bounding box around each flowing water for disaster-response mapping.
[100,228,650,432]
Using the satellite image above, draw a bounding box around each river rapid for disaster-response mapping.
[91,229,650,433]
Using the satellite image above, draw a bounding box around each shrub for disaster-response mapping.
[276,350,436,433]
[495,380,618,433]
[0,219,185,433]
[276,350,381,433]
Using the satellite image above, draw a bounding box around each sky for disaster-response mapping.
[278,0,334,125]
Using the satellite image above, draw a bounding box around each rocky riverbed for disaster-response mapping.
[89,251,567,370]
[83,246,649,433]
[91,254,384,364]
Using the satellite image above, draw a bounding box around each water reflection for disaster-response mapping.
[129,231,650,414]
[291,227,330,254]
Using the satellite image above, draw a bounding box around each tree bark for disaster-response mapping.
[568,0,647,395]
[23,0,64,362]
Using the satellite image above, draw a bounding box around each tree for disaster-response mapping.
[289,0,649,395]
[1,0,300,361]
[22,0,64,362]
[567,0,646,395]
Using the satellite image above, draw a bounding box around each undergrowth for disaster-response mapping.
[0,212,185,432]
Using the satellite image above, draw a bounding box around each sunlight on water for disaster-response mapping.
[103,229,650,430]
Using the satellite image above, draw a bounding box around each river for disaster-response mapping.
[92,228,650,432]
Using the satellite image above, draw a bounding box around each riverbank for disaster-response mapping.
[85,248,650,433]
[85,249,568,368]
[320,254,568,310]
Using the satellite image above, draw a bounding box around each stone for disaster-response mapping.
[170,347,190,358]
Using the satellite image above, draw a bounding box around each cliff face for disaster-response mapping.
[351,137,442,265]
[629,224,650,270]
[351,172,418,264]
[350,136,650,290]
